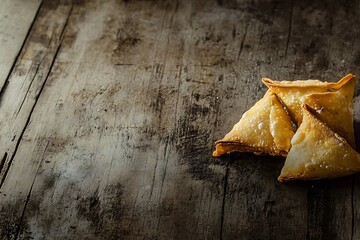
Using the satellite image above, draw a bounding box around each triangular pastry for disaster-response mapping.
[278,105,360,182]
[213,91,294,157]
[304,88,355,147]
[262,73,356,146]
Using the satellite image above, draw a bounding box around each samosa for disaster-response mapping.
[278,105,360,182]
[213,91,294,157]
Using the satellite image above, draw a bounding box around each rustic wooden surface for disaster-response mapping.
[0,0,41,92]
[0,0,360,239]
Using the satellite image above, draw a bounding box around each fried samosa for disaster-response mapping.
[213,91,294,157]
[278,105,360,182]
[262,73,356,146]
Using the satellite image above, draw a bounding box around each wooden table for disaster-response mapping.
[1,0,360,239]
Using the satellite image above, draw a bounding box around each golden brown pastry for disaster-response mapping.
[278,105,360,182]
[262,73,356,146]
[213,91,294,157]
[304,88,355,147]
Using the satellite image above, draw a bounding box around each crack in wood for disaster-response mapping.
[149,155,159,200]
[0,80,9,107]
[0,1,43,95]
[0,4,73,189]
[14,140,50,240]
[284,0,293,57]
[16,63,41,118]
[155,137,170,236]
[237,22,249,60]
[174,0,179,13]
[59,2,74,41]
[0,152,8,176]
[220,159,231,240]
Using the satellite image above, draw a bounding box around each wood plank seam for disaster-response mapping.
[0,0,44,185]
[15,64,41,118]
[0,80,10,108]
[220,159,231,240]
[0,1,43,94]
[0,2,74,188]
[0,153,7,177]
[14,140,50,240]
[284,0,294,57]
[237,22,249,61]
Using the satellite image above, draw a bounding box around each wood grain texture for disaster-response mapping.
[0,0,359,239]
[0,0,41,90]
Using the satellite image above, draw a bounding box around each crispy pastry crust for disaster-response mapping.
[278,105,360,182]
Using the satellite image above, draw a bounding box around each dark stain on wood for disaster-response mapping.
[20,175,58,230]
[0,199,29,239]
[176,91,223,185]
[42,0,61,10]
[314,54,329,71]
[77,193,102,230]
[149,89,166,123]
[112,23,142,65]
[158,202,198,239]
[76,183,127,238]
[306,177,354,239]
[73,0,86,5]
[47,137,70,154]
[217,0,281,25]
[353,52,360,66]
[0,173,59,239]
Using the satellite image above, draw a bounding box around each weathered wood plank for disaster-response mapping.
[0,1,73,186]
[0,1,73,239]
[0,0,41,90]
